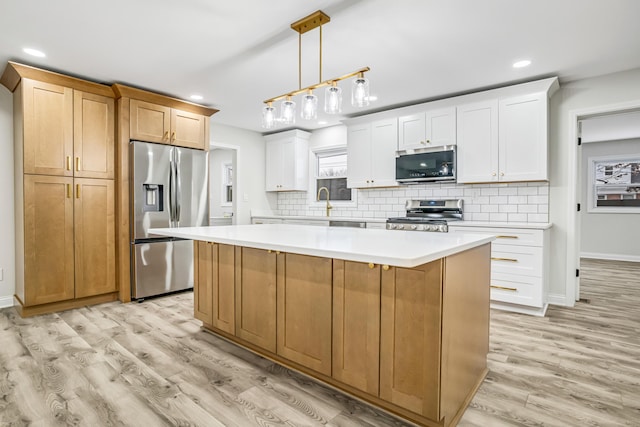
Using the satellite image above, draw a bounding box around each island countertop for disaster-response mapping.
[149,224,494,268]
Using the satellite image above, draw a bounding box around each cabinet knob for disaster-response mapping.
[382,265,390,271]
[268,250,273,254]
[492,172,497,176]
[426,139,431,144]
[500,172,505,176]
[420,140,426,145]
[276,251,281,255]
[368,263,375,269]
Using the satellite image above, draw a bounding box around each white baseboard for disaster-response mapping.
[580,252,640,263]
[546,293,569,307]
[490,301,548,317]
[0,295,14,309]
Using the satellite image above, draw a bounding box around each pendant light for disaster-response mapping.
[324,81,342,114]
[261,10,371,127]
[280,96,296,125]
[262,102,277,129]
[301,90,318,120]
[351,72,370,107]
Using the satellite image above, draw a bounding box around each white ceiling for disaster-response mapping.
[1,0,640,134]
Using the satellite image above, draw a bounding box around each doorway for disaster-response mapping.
[209,145,238,225]
[567,103,640,302]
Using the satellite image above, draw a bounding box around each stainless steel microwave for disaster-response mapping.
[395,146,456,183]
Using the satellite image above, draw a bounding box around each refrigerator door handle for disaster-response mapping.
[168,147,175,225]
[176,149,182,224]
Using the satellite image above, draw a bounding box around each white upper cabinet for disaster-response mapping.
[398,107,456,150]
[265,130,310,191]
[456,100,499,183]
[499,93,547,182]
[457,92,549,184]
[347,118,399,189]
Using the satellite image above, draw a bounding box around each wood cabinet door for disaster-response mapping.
[499,93,547,182]
[277,253,332,375]
[235,247,277,352]
[23,175,75,305]
[332,260,380,395]
[456,100,499,183]
[130,99,171,144]
[22,79,73,176]
[171,109,207,150]
[380,261,443,419]
[74,178,116,298]
[194,241,213,324]
[73,91,115,179]
[212,243,235,334]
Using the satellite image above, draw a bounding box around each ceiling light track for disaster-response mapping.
[262,10,371,129]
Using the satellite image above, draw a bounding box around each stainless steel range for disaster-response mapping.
[386,199,463,232]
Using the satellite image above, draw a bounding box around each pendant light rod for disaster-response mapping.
[264,66,370,104]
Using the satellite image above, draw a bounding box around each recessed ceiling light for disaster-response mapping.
[23,47,46,58]
[513,60,531,68]
[190,94,203,100]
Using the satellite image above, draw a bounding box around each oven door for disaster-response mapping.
[396,147,456,182]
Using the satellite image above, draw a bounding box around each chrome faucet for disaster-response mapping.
[317,187,333,217]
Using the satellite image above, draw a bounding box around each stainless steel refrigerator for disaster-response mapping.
[130,140,209,299]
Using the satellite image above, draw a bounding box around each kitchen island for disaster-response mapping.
[150,224,493,427]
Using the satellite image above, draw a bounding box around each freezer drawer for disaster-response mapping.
[132,240,194,299]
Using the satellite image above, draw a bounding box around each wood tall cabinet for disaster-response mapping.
[112,84,217,303]
[1,62,117,316]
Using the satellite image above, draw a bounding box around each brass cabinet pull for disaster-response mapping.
[276,251,281,255]
[268,250,272,254]
[75,157,81,171]
[66,184,71,198]
[76,184,80,199]
[368,263,375,269]
[171,131,176,142]
[382,265,390,271]
[496,235,519,239]
[491,257,518,262]
[490,285,518,292]
[163,131,169,140]
[66,156,72,171]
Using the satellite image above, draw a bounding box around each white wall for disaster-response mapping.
[0,88,15,307]
[210,122,276,224]
[580,138,640,261]
[548,67,640,305]
[209,148,234,218]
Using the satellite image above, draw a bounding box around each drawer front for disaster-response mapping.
[448,226,543,247]
[490,274,543,307]
[491,244,543,277]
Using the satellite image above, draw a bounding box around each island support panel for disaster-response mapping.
[194,241,491,427]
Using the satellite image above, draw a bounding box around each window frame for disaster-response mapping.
[308,145,357,208]
[221,162,233,207]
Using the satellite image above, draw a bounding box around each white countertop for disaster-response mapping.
[149,224,494,268]
[251,214,386,223]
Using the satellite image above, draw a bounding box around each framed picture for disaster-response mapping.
[587,154,640,212]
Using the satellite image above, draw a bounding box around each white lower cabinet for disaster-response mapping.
[448,225,550,316]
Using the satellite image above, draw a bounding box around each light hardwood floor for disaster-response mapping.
[0,259,638,426]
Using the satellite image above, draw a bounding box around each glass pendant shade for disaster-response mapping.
[301,91,318,120]
[262,103,276,129]
[324,83,342,114]
[351,75,370,107]
[280,97,296,125]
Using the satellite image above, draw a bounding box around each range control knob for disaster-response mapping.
[397,224,404,230]
[388,224,395,229]
[410,225,417,230]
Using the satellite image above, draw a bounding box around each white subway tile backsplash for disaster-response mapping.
[275,182,549,224]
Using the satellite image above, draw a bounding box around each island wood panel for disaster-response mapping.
[212,243,235,334]
[74,178,116,298]
[194,241,213,324]
[277,253,333,376]
[22,175,75,306]
[73,91,115,179]
[116,97,131,303]
[171,109,207,150]
[380,260,443,420]
[440,243,490,426]
[130,99,171,144]
[22,79,73,176]
[235,247,277,353]
[332,260,381,396]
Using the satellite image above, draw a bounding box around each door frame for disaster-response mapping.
[209,141,239,224]
[566,99,640,303]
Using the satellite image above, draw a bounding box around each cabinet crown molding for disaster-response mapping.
[112,83,218,117]
[0,61,115,97]
[263,129,311,141]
